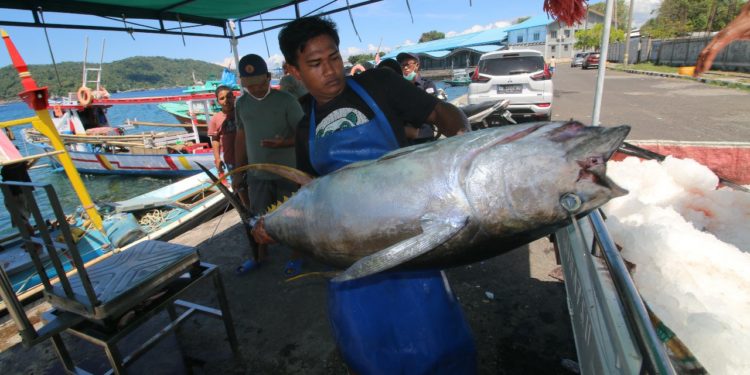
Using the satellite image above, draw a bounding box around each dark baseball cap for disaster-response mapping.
[238,54,268,83]
[396,52,419,64]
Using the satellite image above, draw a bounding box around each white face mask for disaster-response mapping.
[244,85,271,101]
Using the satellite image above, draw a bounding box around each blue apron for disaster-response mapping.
[309,78,399,175]
[310,78,476,375]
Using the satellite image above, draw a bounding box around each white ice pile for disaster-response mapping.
[604,156,750,375]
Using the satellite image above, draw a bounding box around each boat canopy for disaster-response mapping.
[0,0,384,38]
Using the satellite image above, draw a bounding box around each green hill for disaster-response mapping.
[0,56,226,100]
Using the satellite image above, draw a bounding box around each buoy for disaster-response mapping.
[77,86,92,106]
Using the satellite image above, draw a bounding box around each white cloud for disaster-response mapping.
[266,54,285,69]
[214,53,286,70]
[215,56,235,68]
[345,46,363,58]
[632,0,662,27]
[445,20,513,38]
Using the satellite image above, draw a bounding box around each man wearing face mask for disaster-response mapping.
[233,53,306,276]
[397,52,440,144]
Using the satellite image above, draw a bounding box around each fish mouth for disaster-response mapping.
[578,163,628,197]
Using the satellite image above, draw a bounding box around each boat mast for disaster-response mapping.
[1,29,105,233]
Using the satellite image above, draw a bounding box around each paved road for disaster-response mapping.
[551,65,750,142]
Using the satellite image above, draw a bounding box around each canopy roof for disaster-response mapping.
[382,26,508,61]
[0,0,383,38]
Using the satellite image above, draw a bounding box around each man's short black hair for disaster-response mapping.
[279,16,340,67]
[215,85,232,97]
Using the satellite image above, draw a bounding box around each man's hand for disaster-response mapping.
[426,101,470,137]
[251,217,276,244]
[215,159,225,173]
[695,2,750,76]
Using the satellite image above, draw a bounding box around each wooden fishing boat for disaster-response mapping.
[22,90,223,176]
[0,29,227,308]
[443,69,472,86]
[0,170,226,295]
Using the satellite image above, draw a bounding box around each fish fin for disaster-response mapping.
[332,216,468,282]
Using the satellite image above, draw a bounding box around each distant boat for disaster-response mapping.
[0,29,228,302]
[158,68,279,125]
[158,67,239,125]
[443,69,472,86]
[26,97,217,176]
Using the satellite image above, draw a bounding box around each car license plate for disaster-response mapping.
[497,84,522,94]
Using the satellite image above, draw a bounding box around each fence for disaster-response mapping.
[608,35,750,72]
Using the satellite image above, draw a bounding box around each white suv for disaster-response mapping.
[467,49,553,121]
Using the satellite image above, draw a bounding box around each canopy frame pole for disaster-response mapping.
[591,0,615,126]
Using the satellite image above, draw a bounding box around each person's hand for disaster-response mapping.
[260,136,284,148]
[251,217,276,244]
[215,159,224,173]
[695,2,750,76]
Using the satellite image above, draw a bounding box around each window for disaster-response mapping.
[551,45,556,52]
[533,32,540,41]
[479,55,546,76]
[551,30,557,38]
[516,35,523,43]
[564,29,571,38]
[564,44,569,51]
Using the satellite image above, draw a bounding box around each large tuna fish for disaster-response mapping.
[262,121,630,281]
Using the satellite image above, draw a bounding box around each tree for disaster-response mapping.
[418,30,445,43]
[347,53,382,65]
[641,0,744,38]
[589,0,630,30]
[574,23,626,51]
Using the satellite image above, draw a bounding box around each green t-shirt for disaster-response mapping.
[236,89,304,179]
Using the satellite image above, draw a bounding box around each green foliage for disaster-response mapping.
[418,30,445,43]
[0,56,224,101]
[641,0,745,38]
[589,0,631,30]
[574,24,626,51]
[347,52,383,65]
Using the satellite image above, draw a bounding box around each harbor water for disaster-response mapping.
[0,88,187,239]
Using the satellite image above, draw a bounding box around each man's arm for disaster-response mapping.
[211,136,223,171]
[425,101,469,137]
[695,2,750,76]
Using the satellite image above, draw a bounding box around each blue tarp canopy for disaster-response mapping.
[382,24,509,61]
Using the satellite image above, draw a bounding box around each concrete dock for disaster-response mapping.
[0,208,576,374]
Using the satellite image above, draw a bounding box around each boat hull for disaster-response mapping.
[1,171,227,296]
[44,147,216,176]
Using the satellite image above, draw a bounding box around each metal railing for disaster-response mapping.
[556,209,676,374]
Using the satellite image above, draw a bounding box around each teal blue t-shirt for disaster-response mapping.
[235,89,304,179]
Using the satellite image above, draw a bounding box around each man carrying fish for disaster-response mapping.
[259,16,477,375]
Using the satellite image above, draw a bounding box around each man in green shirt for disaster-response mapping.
[233,53,305,276]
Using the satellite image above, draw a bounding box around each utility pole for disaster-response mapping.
[623,0,635,65]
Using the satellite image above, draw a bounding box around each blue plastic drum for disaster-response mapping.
[328,269,477,375]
